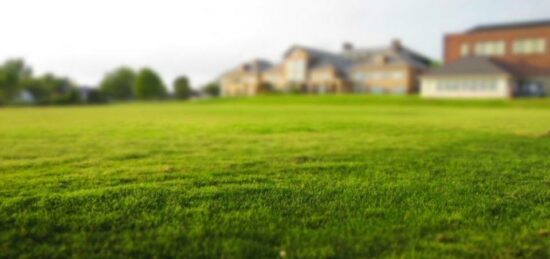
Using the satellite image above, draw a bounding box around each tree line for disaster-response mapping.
[0,59,220,106]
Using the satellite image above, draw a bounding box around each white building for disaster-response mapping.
[420,57,516,99]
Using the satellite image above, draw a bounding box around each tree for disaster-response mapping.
[19,77,50,104]
[134,68,167,100]
[0,58,85,106]
[0,59,32,104]
[173,75,192,100]
[86,89,107,104]
[99,67,135,101]
[36,74,79,105]
[203,82,220,97]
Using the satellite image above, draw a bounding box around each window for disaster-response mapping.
[474,41,506,56]
[393,87,406,94]
[436,79,498,92]
[513,38,546,54]
[461,44,470,56]
[315,73,331,81]
[391,71,405,80]
[362,71,399,81]
[287,61,306,82]
[353,72,365,82]
[370,72,382,80]
[245,76,256,84]
[267,74,280,83]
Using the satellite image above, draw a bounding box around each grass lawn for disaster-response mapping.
[0,95,549,258]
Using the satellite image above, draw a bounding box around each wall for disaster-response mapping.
[262,68,286,92]
[352,65,415,94]
[221,72,260,97]
[445,26,550,76]
[284,48,310,84]
[308,66,347,93]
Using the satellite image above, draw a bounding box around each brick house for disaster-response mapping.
[347,41,431,94]
[220,40,432,96]
[422,19,550,98]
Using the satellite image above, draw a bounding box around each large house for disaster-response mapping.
[220,59,273,96]
[421,19,550,98]
[220,40,432,96]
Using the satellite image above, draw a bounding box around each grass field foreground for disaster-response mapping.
[0,95,549,258]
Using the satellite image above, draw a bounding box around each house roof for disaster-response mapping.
[467,19,550,33]
[285,45,354,72]
[344,46,432,70]
[423,57,514,77]
[284,42,432,77]
[220,59,273,78]
[219,41,433,82]
[243,59,273,73]
[264,63,284,73]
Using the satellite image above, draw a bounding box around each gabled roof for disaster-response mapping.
[344,46,432,70]
[467,19,550,33]
[243,59,273,73]
[264,63,284,74]
[284,45,353,73]
[284,42,432,77]
[220,59,273,78]
[423,57,514,77]
[220,41,433,82]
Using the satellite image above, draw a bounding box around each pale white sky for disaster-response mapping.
[1,0,549,89]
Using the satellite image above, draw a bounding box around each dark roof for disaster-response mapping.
[244,59,273,73]
[285,43,432,76]
[220,42,433,82]
[221,59,273,77]
[468,19,550,33]
[423,57,514,77]
[284,45,353,72]
[343,46,432,70]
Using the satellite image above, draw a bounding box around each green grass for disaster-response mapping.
[0,95,549,258]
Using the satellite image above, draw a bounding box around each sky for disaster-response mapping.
[1,0,549,90]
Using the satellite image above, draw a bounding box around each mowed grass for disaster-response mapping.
[0,95,549,258]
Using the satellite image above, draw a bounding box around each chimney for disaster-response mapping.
[342,42,354,52]
[391,39,402,52]
[253,58,261,66]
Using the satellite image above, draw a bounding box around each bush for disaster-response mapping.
[203,82,220,97]
[287,83,305,94]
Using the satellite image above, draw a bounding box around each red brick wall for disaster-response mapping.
[444,26,550,76]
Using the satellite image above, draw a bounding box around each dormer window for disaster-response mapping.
[375,55,389,65]
[287,60,306,82]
